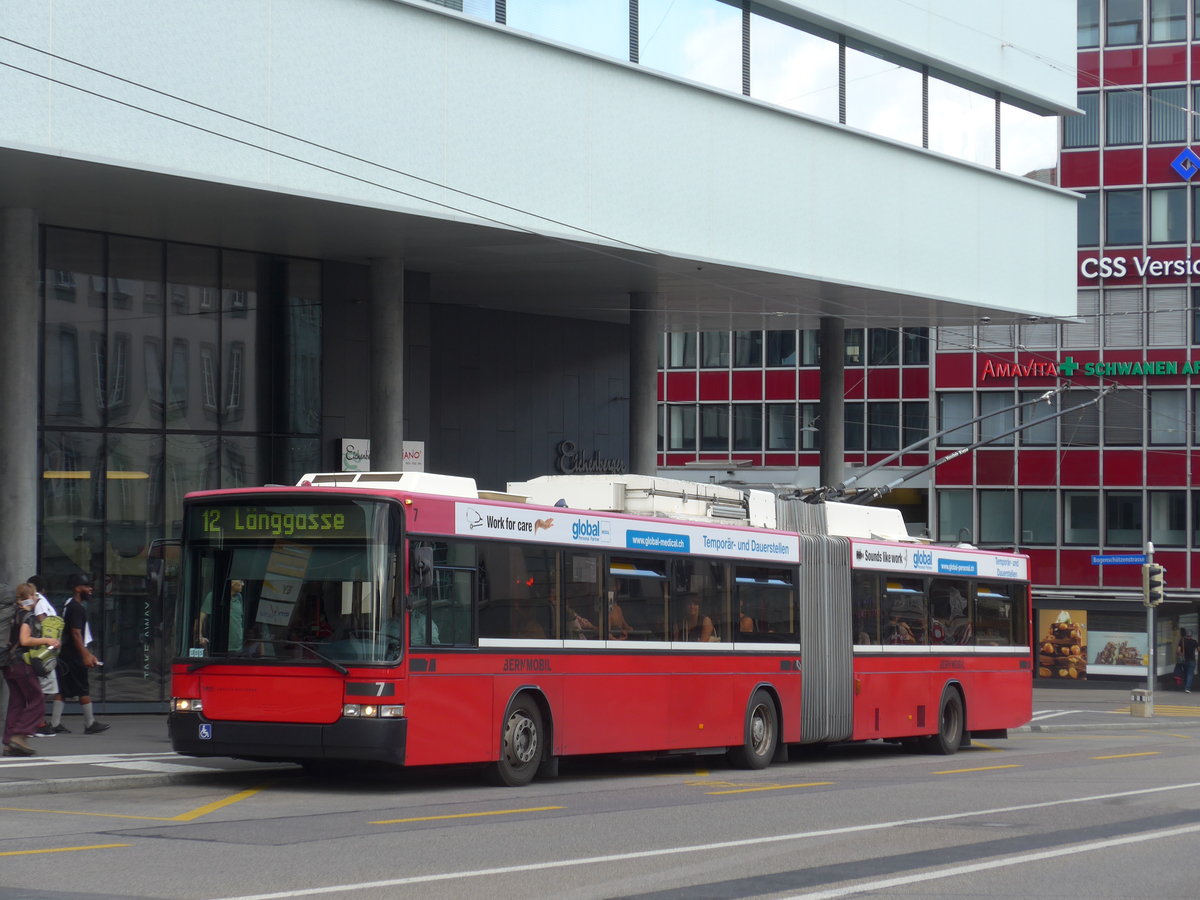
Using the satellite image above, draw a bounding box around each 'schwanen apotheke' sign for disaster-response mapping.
[981,355,1200,381]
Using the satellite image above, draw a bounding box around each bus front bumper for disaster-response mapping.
[168,712,407,765]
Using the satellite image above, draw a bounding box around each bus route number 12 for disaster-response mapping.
[202,510,222,533]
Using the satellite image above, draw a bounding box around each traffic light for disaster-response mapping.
[1142,563,1166,607]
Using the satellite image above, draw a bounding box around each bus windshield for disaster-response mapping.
[178,498,401,665]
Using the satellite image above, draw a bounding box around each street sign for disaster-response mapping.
[1091,554,1146,565]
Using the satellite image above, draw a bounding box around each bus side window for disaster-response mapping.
[564,552,602,639]
[975,583,1015,646]
[883,578,926,645]
[852,572,879,644]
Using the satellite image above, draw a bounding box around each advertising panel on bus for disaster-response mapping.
[453,502,800,564]
[849,539,1028,582]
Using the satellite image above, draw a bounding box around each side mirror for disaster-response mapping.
[410,546,434,591]
[147,538,181,605]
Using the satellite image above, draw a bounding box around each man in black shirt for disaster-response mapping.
[1179,628,1199,694]
[58,575,109,734]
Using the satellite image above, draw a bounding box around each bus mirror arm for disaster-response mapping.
[411,546,434,590]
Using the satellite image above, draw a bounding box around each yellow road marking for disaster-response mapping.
[933,764,1022,775]
[0,844,129,857]
[0,807,173,821]
[970,742,1001,752]
[0,780,274,823]
[171,782,272,822]
[1091,752,1160,760]
[372,806,563,825]
[706,782,834,795]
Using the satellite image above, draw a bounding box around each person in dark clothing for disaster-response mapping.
[1179,629,1198,693]
[57,575,109,734]
[3,584,60,756]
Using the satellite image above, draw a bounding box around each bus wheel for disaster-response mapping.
[489,695,543,787]
[924,689,964,756]
[728,690,778,770]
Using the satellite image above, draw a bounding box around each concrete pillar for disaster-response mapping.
[0,209,39,591]
[628,292,660,476]
[819,316,846,492]
[369,258,405,471]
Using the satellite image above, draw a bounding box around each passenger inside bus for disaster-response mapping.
[674,592,715,642]
[883,583,927,644]
[929,580,973,645]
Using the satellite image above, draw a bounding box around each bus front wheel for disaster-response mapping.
[727,690,778,770]
[488,695,543,787]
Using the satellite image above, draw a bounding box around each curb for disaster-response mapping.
[0,765,297,799]
[1015,717,1200,733]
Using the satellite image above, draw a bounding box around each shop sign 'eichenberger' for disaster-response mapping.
[1080,255,1200,279]
[981,356,1198,381]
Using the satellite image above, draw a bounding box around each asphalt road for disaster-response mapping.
[0,682,1198,900]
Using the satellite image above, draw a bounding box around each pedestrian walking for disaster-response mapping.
[3,584,59,756]
[27,574,63,736]
[1179,628,1198,693]
[58,574,109,734]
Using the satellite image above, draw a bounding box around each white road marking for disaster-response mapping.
[203,781,1200,900]
[782,822,1200,899]
[1029,710,1081,720]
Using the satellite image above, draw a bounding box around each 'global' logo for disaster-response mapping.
[571,519,602,541]
[913,550,933,569]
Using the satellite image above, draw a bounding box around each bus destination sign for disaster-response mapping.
[190,504,366,540]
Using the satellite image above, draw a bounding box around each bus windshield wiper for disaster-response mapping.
[278,640,350,674]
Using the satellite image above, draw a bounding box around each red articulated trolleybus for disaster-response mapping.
[161,472,1031,785]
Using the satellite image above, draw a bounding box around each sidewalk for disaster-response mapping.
[1,683,1197,798]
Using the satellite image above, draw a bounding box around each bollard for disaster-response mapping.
[1130,688,1153,717]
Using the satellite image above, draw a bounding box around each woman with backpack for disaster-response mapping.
[3,583,60,756]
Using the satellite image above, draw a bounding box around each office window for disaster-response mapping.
[1149,288,1187,346]
[980,392,1014,445]
[845,45,922,147]
[699,404,728,451]
[1150,0,1186,41]
[867,328,899,366]
[1104,288,1144,347]
[1149,188,1186,242]
[1065,290,1101,347]
[902,328,929,365]
[1106,91,1143,145]
[1078,191,1100,247]
[844,329,864,366]
[1020,318,1058,349]
[937,325,973,352]
[668,333,695,368]
[1104,391,1144,445]
[1020,490,1057,544]
[1064,491,1100,544]
[798,330,820,366]
[1150,390,1186,444]
[668,405,695,451]
[1061,392,1100,446]
[937,490,972,543]
[1065,92,1099,148]
[845,402,864,452]
[867,402,899,451]
[902,401,929,449]
[1106,190,1143,245]
[939,393,973,446]
[732,405,762,451]
[1150,87,1186,142]
[766,403,796,451]
[1150,491,1186,546]
[927,76,995,166]
[799,403,820,450]
[765,331,796,367]
[1019,391,1057,445]
[1107,0,1142,44]
[733,331,762,368]
[1078,0,1099,48]
[750,16,839,121]
[1105,491,1142,546]
[700,332,729,368]
[979,491,1015,545]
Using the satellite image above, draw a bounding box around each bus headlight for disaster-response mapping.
[172,698,203,712]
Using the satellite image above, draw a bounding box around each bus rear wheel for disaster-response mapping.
[923,689,964,756]
[488,695,543,787]
[727,690,778,770]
